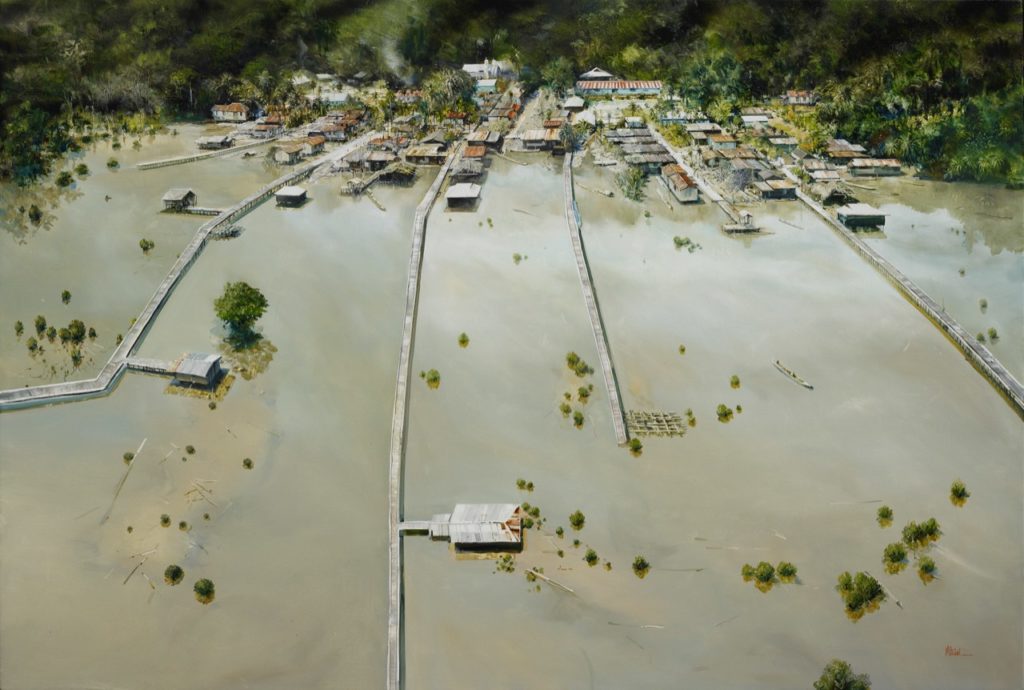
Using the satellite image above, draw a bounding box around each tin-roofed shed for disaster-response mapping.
[429,504,523,551]
[173,353,223,386]
[162,188,197,211]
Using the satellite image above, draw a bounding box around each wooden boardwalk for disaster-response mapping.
[386,148,460,690]
[794,189,1024,416]
[137,138,274,170]
[124,357,175,375]
[562,154,629,445]
[0,133,374,412]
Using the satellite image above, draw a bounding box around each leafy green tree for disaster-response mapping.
[569,510,585,530]
[813,659,871,690]
[541,57,575,95]
[214,281,268,336]
[615,167,647,202]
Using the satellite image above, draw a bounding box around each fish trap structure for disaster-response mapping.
[626,410,687,437]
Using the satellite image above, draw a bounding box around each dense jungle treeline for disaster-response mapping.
[1,0,1021,184]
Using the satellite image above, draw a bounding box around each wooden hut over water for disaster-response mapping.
[275,186,308,207]
[445,182,481,208]
[172,353,224,386]
[838,203,886,229]
[162,188,197,211]
[428,504,523,552]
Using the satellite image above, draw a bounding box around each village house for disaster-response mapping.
[366,150,398,171]
[162,188,196,211]
[475,78,498,94]
[445,182,482,208]
[461,59,513,80]
[172,353,224,387]
[463,145,487,161]
[275,185,308,207]
[395,89,423,105]
[212,103,249,122]
[575,80,663,97]
[753,179,798,200]
[768,136,799,153]
[426,504,524,552]
[405,144,447,165]
[302,135,326,157]
[659,110,704,125]
[782,90,819,106]
[563,95,585,112]
[848,158,903,176]
[467,130,503,148]
[661,164,699,203]
[253,123,282,139]
[740,113,770,128]
[450,159,484,180]
[274,143,304,165]
[625,116,645,128]
[838,203,886,228]
[578,67,614,81]
[196,135,233,150]
[708,133,738,150]
[318,123,348,142]
[810,169,842,182]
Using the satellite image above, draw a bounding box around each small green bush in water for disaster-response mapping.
[950,479,970,505]
[572,410,584,428]
[457,332,469,348]
[160,514,171,527]
[628,437,643,455]
[632,555,651,578]
[164,565,184,585]
[123,452,134,464]
[883,543,908,573]
[716,404,733,421]
[730,375,740,388]
[877,505,893,526]
[14,321,23,337]
[559,402,571,416]
[56,171,74,187]
[569,510,585,530]
[107,157,119,168]
[777,562,797,581]
[193,578,215,604]
[425,369,441,389]
[813,659,872,690]
[61,290,71,304]
[988,327,999,340]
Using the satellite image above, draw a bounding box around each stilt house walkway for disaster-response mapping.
[386,145,461,690]
[562,153,630,445]
[0,133,374,412]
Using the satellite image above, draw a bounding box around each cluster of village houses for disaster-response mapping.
[198,62,899,220]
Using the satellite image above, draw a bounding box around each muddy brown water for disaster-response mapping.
[0,150,1021,689]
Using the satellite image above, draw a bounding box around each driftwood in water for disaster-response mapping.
[100,438,146,525]
[529,568,575,594]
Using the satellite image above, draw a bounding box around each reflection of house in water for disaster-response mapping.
[400,504,524,552]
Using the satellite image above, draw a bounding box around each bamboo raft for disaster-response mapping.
[773,360,814,390]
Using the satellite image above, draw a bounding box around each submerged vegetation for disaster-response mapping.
[814,659,872,690]
[835,571,885,620]
[950,479,970,506]
[876,505,893,527]
[901,518,941,549]
[164,565,184,586]
[568,510,585,531]
[193,578,216,604]
[632,555,651,579]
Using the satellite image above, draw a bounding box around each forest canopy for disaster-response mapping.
[1,0,1021,183]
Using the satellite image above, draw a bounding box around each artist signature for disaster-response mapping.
[945,645,974,657]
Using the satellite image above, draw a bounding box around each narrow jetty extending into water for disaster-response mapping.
[0,132,374,412]
[562,153,629,445]
[386,146,461,690]
[794,188,1024,416]
[136,137,275,170]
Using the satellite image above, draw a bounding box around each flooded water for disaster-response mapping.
[0,124,279,388]
[854,178,1023,379]
[1,149,1021,690]
[0,168,430,689]
[403,158,1022,689]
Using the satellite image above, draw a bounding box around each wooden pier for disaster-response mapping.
[137,138,274,170]
[386,145,459,690]
[562,154,629,445]
[794,188,1024,416]
[124,357,175,375]
[0,132,375,412]
[171,207,224,216]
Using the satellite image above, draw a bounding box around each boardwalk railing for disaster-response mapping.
[795,189,1024,416]
[137,138,276,170]
[0,133,374,412]
[386,147,461,690]
[562,153,629,445]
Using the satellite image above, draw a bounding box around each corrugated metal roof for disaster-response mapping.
[162,188,194,202]
[175,353,221,378]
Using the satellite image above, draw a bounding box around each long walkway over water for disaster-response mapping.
[0,133,373,412]
[137,137,275,170]
[562,154,629,445]
[386,146,461,690]
[653,131,1023,417]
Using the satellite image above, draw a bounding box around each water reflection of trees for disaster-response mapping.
[0,183,82,242]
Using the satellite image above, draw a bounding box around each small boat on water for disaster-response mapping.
[773,360,814,389]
